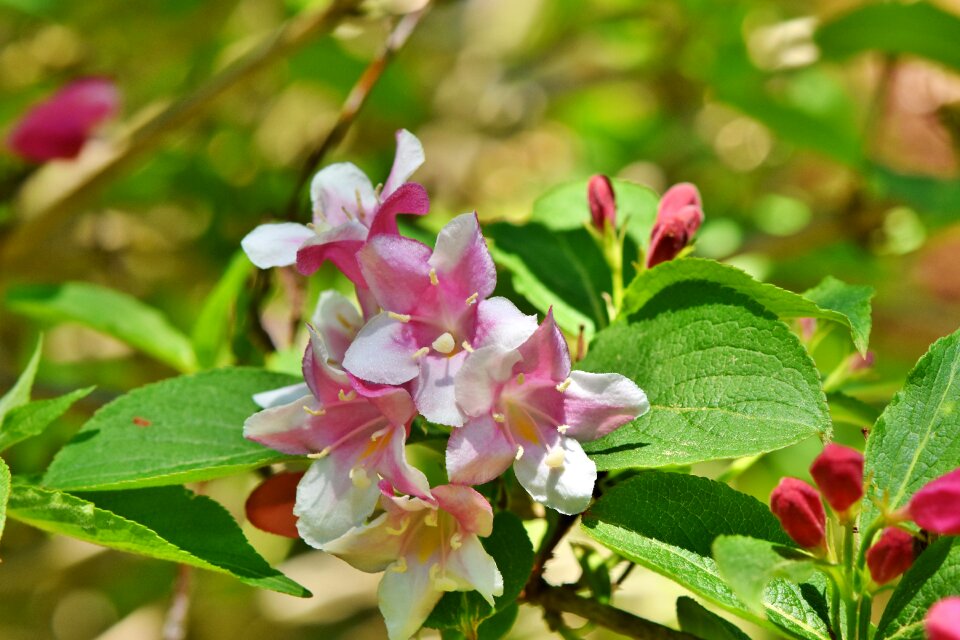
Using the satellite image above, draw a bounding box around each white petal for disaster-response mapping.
[241,222,313,268]
[446,535,504,606]
[474,297,538,351]
[294,456,381,547]
[252,382,309,409]
[310,162,377,227]
[343,312,420,385]
[454,345,519,417]
[513,437,597,515]
[378,558,444,640]
[310,290,362,365]
[563,371,650,441]
[382,129,425,198]
[320,512,402,573]
[412,351,468,427]
[446,414,517,485]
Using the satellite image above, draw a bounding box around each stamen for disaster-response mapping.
[461,340,474,353]
[338,389,357,402]
[307,447,331,460]
[303,405,326,416]
[388,311,411,323]
[556,377,573,392]
[545,448,565,469]
[465,292,479,306]
[450,533,463,550]
[425,510,439,527]
[412,346,430,360]
[370,427,389,442]
[516,373,526,385]
[386,517,410,536]
[429,268,439,286]
[557,424,570,434]
[432,332,455,354]
[306,222,316,230]
[349,467,371,489]
[492,413,506,423]
[390,557,408,573]
[515,445,525,460]
[336,312,355,330]
[355,189,366,220]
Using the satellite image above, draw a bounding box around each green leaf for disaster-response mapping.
[191,250,254,369]
[582,471,829,639]
[0,387,93,451]
[580,280,830,469]
[713,536,815,614]
[622,259,871,353]
[676,596,751,640]
[7,481,309,596]
[827,392,880,430]
[816,3,960,72]
[424,512,534,631]
[876,538,959,640]
[0,457,9,546]
[5,282,197,373]
[43,368,298,491]
[0,336,42,427]
[861,328,960,530]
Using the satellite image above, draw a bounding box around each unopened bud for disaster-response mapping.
[244,471,304,539]
[925,597,960,640]
[866,527,915,584]
[588,174,616,231]
[647,183,704,268]
[908,468,960,535]
[770,477,826,548]
[810,443,864,513]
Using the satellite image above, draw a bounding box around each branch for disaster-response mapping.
[2,0,362,268]
[161,564,193,640]
[284,5,430,220]
[525,584,699,640]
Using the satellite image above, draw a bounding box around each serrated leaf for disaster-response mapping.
[5,282,197,373]
[861,328,960,531]
[713,536,815,613]
[0,387,93,452]
[580,280,830,469]
[816,3,960,72]
[192,250,254,369]
[582,471,830,640]
[622,259,871,353]
[7,481,308,596]
[0,457,9,546]
[676,596,751,640]
[424,512,533,631]
[876,538,959,640]
[0,336,42,427]
[43,368,298,491]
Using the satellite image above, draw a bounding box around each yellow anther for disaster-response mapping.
[429,268,439,286]
[465,292,479,306]
[390,557,408,573]
[388,311,411,323]
[516,373,526,385]
[556,378,573,393]
[338,389,357,402]
[386,517,410,536]
[303,405,326,416]
[515,445,525,460]
[461,340,474,353]
[432,332,455,354]
[545,447,565,469]
[349,467,371,489]
[425,510,439,527]
[450,533,463,550]
[412,347,430,360]
[492,413,506,423]
[308,447,331,460]
[557,424,570,434]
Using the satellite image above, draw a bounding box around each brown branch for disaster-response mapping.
[525,513,577,599]
[524,584,699,640]
[161,564,193,640]
[284,5,430,221]
[1,0,363,268]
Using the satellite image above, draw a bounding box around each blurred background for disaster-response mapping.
[1,0,959,637]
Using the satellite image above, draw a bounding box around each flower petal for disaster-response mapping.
[412,351,468,426]
[296,220,369,280]
[320,511,403,572]
[343,312,420,385]
[562,371,649,441]
[431,484,494,536]
[358,234,433,314]
[303,329,351,404]
[294,453,381,546]
[368,182,430,237]
[310,290,362,365]
[516,310,570,381]
[445,535,504,606]
[310,162,377,228]
[382,129,425,198]
[252,382,309,409]
[657,182,702,222]
[446,414,517,486]
[377,557,444,640]
[243,394,316,454]
[429,212,497,301]
[454,345,519,417]
[375,425,432,500]
[241,222,314,269]
[473,296,538,351]
[514,436,597,515]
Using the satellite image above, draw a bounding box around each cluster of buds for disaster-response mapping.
[240,132,652,639]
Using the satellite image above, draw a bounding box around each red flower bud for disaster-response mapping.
[926,597,960,640]
[810,443,864,513]
[909,468,960,535]
[7,76,120,162]
[588,174,616,231]
[245,471,304,539]
[866,527,915,584]
[770,477,826,548]
[647,182,704,268]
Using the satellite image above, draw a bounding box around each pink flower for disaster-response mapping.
[447,311,648,514]
[7,76,120,162]
[323,484,503,640]
[926,597,960,640]
[342,212,538,426]
[770,477,825,548]
[241,130,430,287]
[588,175,616,231]
[866,527,915,584]
[244,326,430,546]
[909,468,960,535]
[810,443,864,514]
[646,182,703,268]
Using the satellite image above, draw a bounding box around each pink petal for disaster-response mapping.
[382,129,426,198]
[445,535,504,606]
[368,182,430,237]
[294,453,382,547]
[454,345,519,418]
[588,174,616,230]
[473,296,538,351]
[310,162,377,228]
[310,290,362,365]
[516,310,570,382]
[241,222,314,269]
[562,371,649,442]
[657,182,702,222]
[243,393,317,454]
[320,511,403,572]
[446,414,518,486]
[412,351,469,426]
[646,214,692,268]
[302,328,351,404]
[343,312,421,385]
[358,234,433,314]
[513,436,597,515]
[429,213,497,302]
[374,425,432,500]
[431,484,494,537]
[295,220,369,280]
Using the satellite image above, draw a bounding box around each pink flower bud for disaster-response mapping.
[647,182,704,268]
[588,174,616,230]
[926,597,960,640]
[909,468,960,535]
[849,351,875,373]
[770,477,826,548]
[810,443,864,513]
[6,76,120,162]
[866,527,915,584]
[244,471,304,539]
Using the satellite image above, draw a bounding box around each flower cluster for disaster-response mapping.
[241,132,651,639]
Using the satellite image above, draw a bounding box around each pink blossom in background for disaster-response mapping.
[925,597,960,640]
[587,174,616,231]
[908,468,960,535]
[647,182,704,268]
[7,76,119,162]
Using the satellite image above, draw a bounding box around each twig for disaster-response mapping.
[1,0,362,268]
[525,513,577,599]
[283,5,430,221]
[524,583,699,640]
[161,564,193,640]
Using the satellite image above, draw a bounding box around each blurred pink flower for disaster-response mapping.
[647,182,703,268]
[926,597,960,640]
[587,174,616,231]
